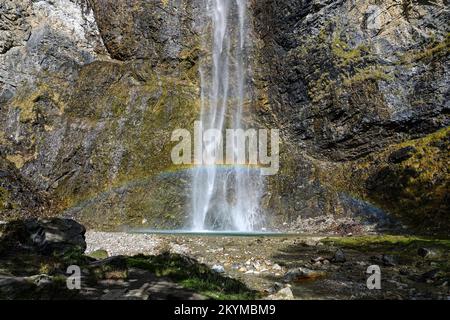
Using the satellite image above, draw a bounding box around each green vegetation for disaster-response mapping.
[126,253,258,300]
[5,58,202,229]
[307,28,391,103]
[331,34,368,68]
[322,235,450,249]
[342,66,392,86]
[368,127,449,233]
[0,187,11,211]
[399,33,450,64]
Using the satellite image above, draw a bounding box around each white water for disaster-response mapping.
[191,0,264,231]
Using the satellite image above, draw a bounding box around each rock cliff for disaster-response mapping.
[0,0,448,234]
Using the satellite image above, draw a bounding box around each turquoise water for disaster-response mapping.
[128,229,301,238]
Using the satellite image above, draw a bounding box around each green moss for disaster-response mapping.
[308,72,335,103]
[38,58,201,226]
[322,235,450,248]
[87,249,109,260]
[331,33,368,67]
[0,187,11,210]
[399,33,450,64]
[126,253,257,300]
[326,127,450,235]
[306,28,390,102]
[369,127,449,232]
[342,66,392,86]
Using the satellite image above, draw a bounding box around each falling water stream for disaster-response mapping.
[191,0,264,231]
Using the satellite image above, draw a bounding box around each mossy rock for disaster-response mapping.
[87,249,109,260]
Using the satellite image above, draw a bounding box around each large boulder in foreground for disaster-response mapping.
[0,218,86,255]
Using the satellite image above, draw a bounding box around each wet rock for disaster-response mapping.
[283,267,326,283]
[0,157,48,220]
[331,249,346,263]
[251,0,449,235]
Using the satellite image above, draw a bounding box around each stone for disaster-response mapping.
[283,267,326,283]
[266,287,294,300]
[418,269,441,283]
[0,0,447,246]
[272,264,282,271]
[211,265,225,274]
[382,255,396,267]
[418,248,440,259]
[251,0,449,235]
[332,249,346,263]
[88,249,109,260]
[311,256,325,263]
[0,218,86,255]
[25,218,86,255]
[0,275,35,299]
[364,5,382,32]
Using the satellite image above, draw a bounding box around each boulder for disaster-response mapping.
[418,248,441,259]
[0,218,86,255]
[266,287,294,300]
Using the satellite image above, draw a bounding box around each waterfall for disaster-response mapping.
[191,0,264,231]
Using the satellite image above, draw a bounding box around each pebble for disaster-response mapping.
[332,249,346,263]
[212,265,225,273]
[272,264,282,271]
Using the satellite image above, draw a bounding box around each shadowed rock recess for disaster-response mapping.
[0,0,448,236]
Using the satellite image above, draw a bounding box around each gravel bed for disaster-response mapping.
[85,231,161,256]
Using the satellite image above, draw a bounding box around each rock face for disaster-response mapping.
[0,0,105,103]
[0,0,202,229]
[251,0,449,234]
[89,0,202,63]
[0,0,448,233]
[0,156,47,219]
[253,0,448,160]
